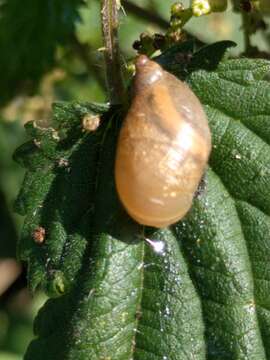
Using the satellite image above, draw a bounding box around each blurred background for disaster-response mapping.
[0,0,269,358]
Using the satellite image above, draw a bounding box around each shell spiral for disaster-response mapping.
[115,55,211,228]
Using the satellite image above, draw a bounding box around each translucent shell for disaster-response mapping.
[115,55,211,228]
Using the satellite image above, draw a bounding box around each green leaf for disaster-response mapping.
[0,0,84,105]
[14,101,109,294]
[177,45,270,359]
[15,42,270,359]
[17,104,205,359]
[175,170,266,359]
[25,230,205,360]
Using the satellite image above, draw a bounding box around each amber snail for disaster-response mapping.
[115,55,211,228]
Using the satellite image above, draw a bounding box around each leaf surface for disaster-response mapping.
[15,42,270,359]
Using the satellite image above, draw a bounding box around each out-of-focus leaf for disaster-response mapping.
[0,0,84,105]
[0,352,21,360]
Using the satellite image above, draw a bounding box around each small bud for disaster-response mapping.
[133,40,141,51]
[47,271,68,297]
[171,2,185,16]
[153,33,166,50]
[58,158,69,168]
[170,18,183,28]
[134,32,156,56]
[33,139,41,148]
[126,62,136,76]
[33,226,46,244]
[192,0,211,16]
[82,114,100,132]
[52,129,60,141]
[192,0,227,15]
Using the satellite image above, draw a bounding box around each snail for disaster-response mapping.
[115,55,211,228]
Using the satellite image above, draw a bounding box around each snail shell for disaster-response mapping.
[115,55,211,228]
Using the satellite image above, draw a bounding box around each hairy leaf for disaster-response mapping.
[15,42,270,359]
[178,46,270,359]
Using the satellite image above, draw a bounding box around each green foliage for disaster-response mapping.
[14,102,109,294]
[186,51,270,359]
[15,42,270,359]
[0,0,84,105]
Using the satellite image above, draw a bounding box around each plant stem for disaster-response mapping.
[101,0,125,104]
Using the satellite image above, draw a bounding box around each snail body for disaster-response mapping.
[115,55,211,228]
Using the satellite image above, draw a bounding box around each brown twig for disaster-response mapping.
[122,0,169,29]
[101,0,125,104]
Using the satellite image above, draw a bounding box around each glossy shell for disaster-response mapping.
[115,55,211,228]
